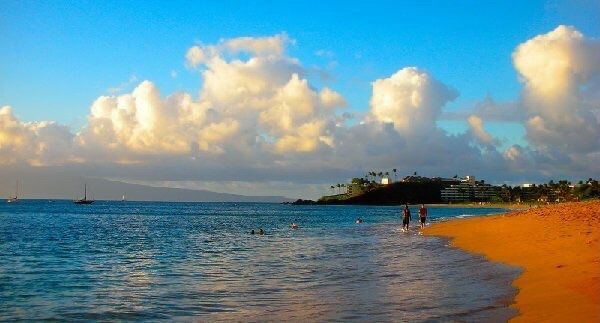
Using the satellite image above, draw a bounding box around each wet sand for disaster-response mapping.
[424,200,600,322]
[427,202,527,209]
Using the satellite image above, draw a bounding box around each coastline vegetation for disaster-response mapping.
[289,172,600,206]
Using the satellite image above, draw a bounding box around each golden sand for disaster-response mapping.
[424,200,600,322]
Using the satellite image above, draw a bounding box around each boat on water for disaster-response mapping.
[74,184,95,204]
[7,181,19,203]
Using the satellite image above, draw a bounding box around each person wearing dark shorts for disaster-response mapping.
[402,204,411,231]
[419,204,428,229]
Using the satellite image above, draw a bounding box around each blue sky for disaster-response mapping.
[2,0,597,128]
[1,1,599,198]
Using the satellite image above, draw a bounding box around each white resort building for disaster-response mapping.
[440,176,504,202]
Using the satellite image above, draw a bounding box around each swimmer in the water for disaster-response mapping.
[251,229,255,235]
[259,228,265,235]
[291,223,299,229]
[356,217,363,224]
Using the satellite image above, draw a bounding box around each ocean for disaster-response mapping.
[0,200,519,321]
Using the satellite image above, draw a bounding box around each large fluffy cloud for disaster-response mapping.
[79,82,194,157]
[75,34,346,164]
[513,25,600,154]
[0,106,73,166]
[370,67,457,134]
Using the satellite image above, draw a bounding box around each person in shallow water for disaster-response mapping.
[419,204,428,229]
[258,228,265,235]
[402,204,411,231]
[251,229,255,235]
[356,217,363,224]
[291,223,299,229]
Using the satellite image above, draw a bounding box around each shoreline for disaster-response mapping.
[426,202,528,209]
[423,200,600,322]
[289,200,531,209]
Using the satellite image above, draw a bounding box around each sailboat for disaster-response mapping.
[7,181,19,203]
[74,184,95,204]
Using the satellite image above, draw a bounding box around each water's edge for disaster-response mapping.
[429,234,523,322]
[425,208,523,322]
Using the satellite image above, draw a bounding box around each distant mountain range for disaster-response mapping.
[0,171,290,203]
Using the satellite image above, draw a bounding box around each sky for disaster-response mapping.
[1,0,599,199]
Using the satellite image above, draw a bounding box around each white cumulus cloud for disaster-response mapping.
[513,25,600,154]
[0,106,74,166]
[370,67,458,135]
[75,34,346,164]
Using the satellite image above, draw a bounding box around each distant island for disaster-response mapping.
[0,170,291,203]
[288,172,600,206]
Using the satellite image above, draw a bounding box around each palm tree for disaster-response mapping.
[393,168,397,182]
[330,185,335,195]
[336,183,341,194]
[341,183,346,194]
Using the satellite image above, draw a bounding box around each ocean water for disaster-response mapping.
[0,201,520,321]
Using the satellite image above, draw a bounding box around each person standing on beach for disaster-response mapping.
[419,204,428,229]
[402,204,411,231]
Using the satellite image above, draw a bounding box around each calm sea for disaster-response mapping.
[0,201,519,321]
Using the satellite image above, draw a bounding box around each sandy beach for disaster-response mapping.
[424,200,600,322]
